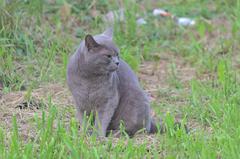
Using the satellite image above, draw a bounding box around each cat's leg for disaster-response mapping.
[76,104,89,132]
[109,91,152,136]
[95,104,116,137]
[106,130,121,137]
[76,109,83,125]
[77,109,94,135]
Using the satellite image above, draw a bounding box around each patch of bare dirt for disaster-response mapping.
[138,54,195,102]
[0,83,74,140]
[138,54,205,133]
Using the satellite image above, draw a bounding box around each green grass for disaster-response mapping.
[1,0,240,158]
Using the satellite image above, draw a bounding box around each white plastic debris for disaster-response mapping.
[102,8,125,24]
[136,18,147,25]
[153,8,171,17]
[175,17,196,26]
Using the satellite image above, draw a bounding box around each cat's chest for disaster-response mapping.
[77,80,117,108]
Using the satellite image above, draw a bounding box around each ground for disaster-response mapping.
[0,55,194,137]
[1,0,240,158]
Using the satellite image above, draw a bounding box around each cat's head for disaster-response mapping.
[83,29,120,75]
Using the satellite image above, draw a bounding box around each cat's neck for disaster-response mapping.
[81,70,113,81]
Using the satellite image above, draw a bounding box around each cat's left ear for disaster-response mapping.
[85,34,99,51]
[102,27,113,39]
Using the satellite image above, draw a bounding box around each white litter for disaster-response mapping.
[136,18,147,25]
[153,8,171,17]
[175,17,196,26]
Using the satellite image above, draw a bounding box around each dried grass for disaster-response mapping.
[0,83,74,140]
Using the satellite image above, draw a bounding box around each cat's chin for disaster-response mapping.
[107,66,118,72]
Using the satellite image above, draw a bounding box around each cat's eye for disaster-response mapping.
[106,55,112,58]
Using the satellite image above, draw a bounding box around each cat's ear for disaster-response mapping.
[102,27,113,39]
[85,34,99,51]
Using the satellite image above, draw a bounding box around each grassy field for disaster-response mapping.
[1,0,240,158]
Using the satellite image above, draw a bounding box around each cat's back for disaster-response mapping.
[67,41,84,77]
[117,59,139,87]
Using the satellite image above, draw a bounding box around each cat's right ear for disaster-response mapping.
[85,34,99,51]
[102,27,113,39]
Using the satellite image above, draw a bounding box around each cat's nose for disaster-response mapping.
[113,56,119,66]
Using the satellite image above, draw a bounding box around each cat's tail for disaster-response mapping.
[149,119,164,134]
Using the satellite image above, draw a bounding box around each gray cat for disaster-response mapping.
[67,28,158,136]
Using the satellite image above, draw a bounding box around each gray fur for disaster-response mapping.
[67,29,157,136]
